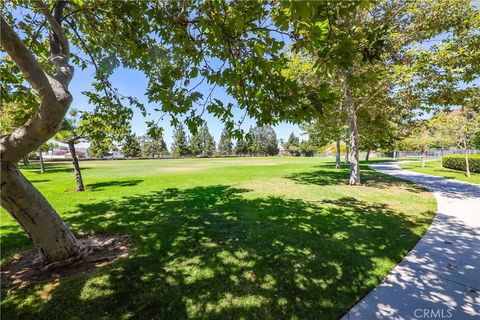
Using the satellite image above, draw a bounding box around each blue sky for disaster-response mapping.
[69,62,305,149]
[70,65,305,148]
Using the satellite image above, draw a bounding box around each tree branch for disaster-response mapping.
[0,15,52,95]
[33,0,70,58]
[1,9,73,163]
[356,81,390,112]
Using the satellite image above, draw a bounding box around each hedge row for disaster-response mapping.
[442,154,480,173]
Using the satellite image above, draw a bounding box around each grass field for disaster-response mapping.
[399,160,480,185]
[1,157,436,319]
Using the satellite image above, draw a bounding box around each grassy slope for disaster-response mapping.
[1,157,436,319]
[399,160,480,185]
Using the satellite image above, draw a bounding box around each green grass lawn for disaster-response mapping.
[1,157,436,319]
[399,160,480,185]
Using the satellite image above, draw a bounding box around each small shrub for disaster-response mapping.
[442,154,480,173]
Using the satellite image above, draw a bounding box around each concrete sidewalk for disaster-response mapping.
[342,162,480,320]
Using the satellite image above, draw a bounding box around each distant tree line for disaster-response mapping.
[117,124,318,159]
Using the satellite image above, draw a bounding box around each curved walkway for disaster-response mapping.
[342,162,480,320]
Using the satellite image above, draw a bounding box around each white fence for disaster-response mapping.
[378,148,479,161]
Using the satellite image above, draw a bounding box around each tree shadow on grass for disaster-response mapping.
[21,163,92,174]
[87,179,144,191]
[1,185,433,319]
[285,163,427,193]
[28,179,51,183]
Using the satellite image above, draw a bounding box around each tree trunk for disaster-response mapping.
[1,162,80,263]
[365,149,371,162]
[0,9,82,264]
[39,150,45,173]
[335,138,341,169]
[393,151,397,160]
[22,157,29,165]
[463,140,471,177]
[345,143,349,164]
[421,150,426,168]
[344,77,360,185]
[68,141,85,192]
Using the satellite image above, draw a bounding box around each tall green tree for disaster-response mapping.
[249,126,278,156]
[234,138,248,156]
[121,133,142,158]
[190,125,216,157]
[171,124,190,157]
[218,128,233,156]
[141,133,168,158]
[87,141,110,159]
[283,132,301,156]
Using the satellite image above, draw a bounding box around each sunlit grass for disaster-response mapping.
[399,160,480,185]
[1,157,436,319]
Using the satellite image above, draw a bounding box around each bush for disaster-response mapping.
[442,154,480,173]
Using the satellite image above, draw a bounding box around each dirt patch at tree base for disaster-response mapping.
[1,235,130,288]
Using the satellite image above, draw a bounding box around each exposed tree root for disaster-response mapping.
[1,235,130,289]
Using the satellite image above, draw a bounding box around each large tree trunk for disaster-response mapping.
[1,162,80,263]
[335,138,341,169]
[344,77,360,185]
[68,141,85,192]
[0,13,82,264]
[39,150,45,173]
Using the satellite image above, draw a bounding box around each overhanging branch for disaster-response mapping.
[33,0,70,58]
[0,15,52,95]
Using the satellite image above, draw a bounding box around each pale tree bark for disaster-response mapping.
[0,6,81,264]
[344,76,361,185]
[68,141,85,191]
[344,137,349,164]
[2,162,80,263]
[463,139,471,177]
[421,149,426,168]
[335,138,341,169]
[39,150,45,173]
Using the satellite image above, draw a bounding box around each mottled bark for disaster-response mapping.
[39,151,45,173]
[335,138,341,169]
[344,77,360,185]
[1,162,80,263]
[0,12,81,264]
[68,141,84,191]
